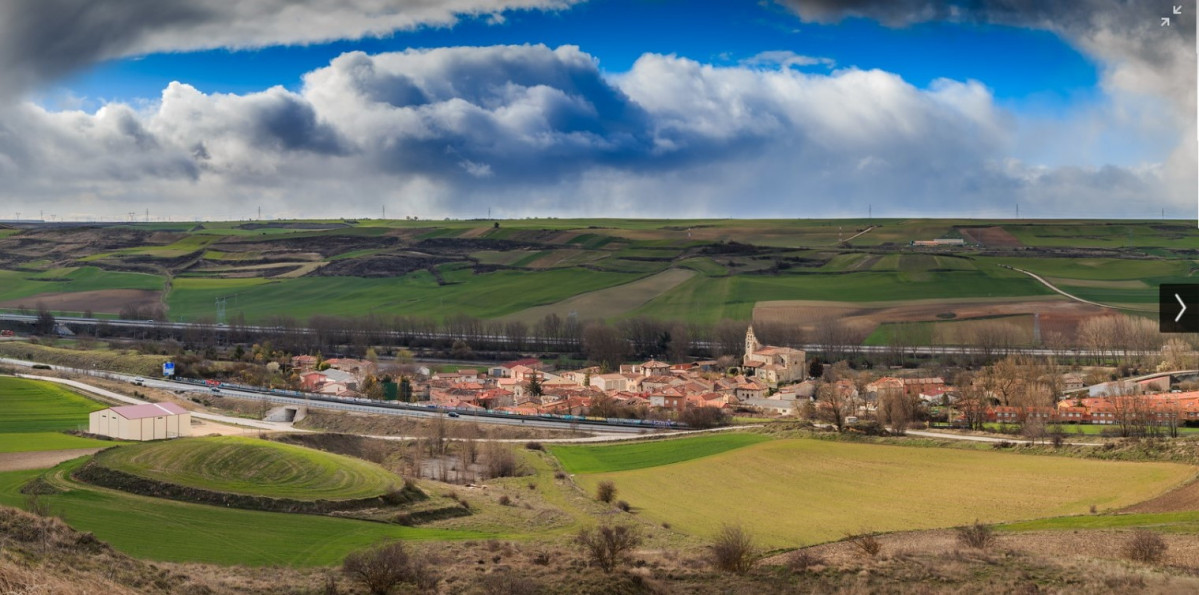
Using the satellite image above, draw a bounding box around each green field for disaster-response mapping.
[0,266,163,304]
[0,376,105,434]
[572,439,1195,548]
[167,267,640,321]
[549,433,772,474]
[1,219,1195,326]
[94,436,401,501]
[0,432,116,453]
[0,461,489,566]
[1001,509,1199,534]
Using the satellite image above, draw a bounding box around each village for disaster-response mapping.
[286,326,1199,434]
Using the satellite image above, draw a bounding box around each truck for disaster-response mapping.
[0,330,14,337]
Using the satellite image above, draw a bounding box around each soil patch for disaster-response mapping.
[0,289,160,314]
[0,448,102,472]
[959,226,1023,247]
[506,268,695,323]
[754,296,1110,339]
[1121,478,1199,514]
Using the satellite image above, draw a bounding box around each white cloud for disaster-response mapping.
[0,44,1180,220]
[743,50,836,69]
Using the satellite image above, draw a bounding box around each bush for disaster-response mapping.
[596,480,617,503]
[343,541,437,595]
[616,500,631,512]
[786,549,824,573]
[484,444,527,479]
[678,406,730,429]
[710,524,757,575]
[554,471,567,480]
[1122,530,1167,564]
[576,524,642,573]
[955,520,994,550]
[846,532,882,558]
[478,570,543,595]
[524,441,544,451]
[498,495,512,506]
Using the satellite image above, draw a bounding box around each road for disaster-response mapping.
[0,357,664,436]
[0,312,1163,359]
[13,371,749,444]
[905,429,1100,447]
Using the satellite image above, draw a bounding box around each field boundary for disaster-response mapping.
[73,457,423,515]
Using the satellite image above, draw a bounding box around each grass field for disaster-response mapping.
[572,439,1195,548]
[0,376,105,434]
[0,461,490,566]
[506,268,696,323]
[1,219,1194,327]
[168,268,641,321]
[94,436,401,500]
[1000,510,1199,534]
[0,267,163,305]
[632,267,1049,323]
[549,433,772,474]
[0,432,115,453]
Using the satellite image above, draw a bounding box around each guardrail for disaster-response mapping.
[171,377,684,429]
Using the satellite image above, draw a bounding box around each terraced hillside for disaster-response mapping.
[558,436,1197,549]
[0,219,1193,335]
[91,436,401,501]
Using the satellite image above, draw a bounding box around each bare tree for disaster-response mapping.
[343,542,436,595]
[817,382,851,432]
[710,524,758,574]
[576,524,641,573]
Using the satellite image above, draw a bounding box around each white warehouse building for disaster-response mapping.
[88,402,191,441]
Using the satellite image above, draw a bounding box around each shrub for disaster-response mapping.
[955,520,994,550]
[786,549,824,573]
[846,532,882,558]
[343,541,437,595]
[498,495,512,506]
[596,480,617,503]
[484,444,526,479]
[576,524,642,573]
[710,524,757,575]
[478,570,543,595]
[616,500,631,512]
[554,471,567,480]
[524,441,544,451]
[1122,530,1167,564]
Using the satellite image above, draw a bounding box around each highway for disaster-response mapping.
[0,357,660,435]
[0,312,1160,358]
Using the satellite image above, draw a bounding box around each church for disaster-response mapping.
[742,326,806,387]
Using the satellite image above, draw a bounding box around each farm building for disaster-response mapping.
[88,402,191,441]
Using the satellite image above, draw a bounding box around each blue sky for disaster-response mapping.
[55,1,1097,109]
[0,0,1191,220]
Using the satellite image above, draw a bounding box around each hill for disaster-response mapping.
[564,437,1196,548]
[89,435,401,501]
[0,376,116,456]
[0,219,1190,335]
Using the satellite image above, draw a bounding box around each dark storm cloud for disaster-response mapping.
[0,0,578,97]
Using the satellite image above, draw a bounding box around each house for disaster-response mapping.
[590,373,628,392]
[640,360,671,377]
[742,326,805,386]
[290,355,318,371]
[89,402,190,441]
[743,398,799,416]
[733,380,768,401]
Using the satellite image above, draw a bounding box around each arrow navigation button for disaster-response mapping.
[1161,284,1199,332]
